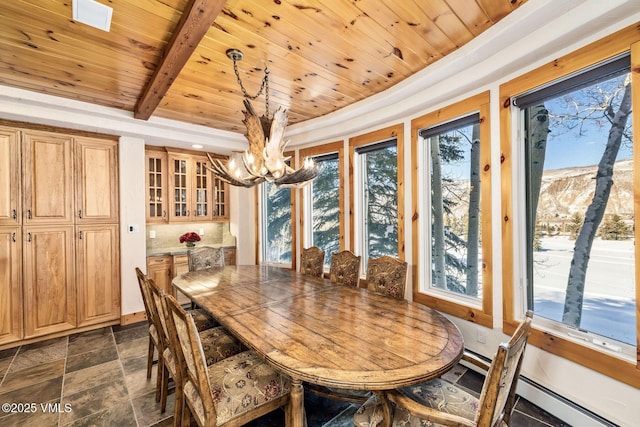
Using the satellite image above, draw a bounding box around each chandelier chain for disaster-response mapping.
[232,59,270,117]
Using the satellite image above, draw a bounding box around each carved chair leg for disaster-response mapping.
[146,337,154,379]
[155,357,164,402]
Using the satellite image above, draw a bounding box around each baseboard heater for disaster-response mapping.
[461,350,617,427]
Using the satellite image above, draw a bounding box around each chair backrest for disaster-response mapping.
[146,277,171,347]
[188,246,225,271]
[163,293,217,425]
[300,246,325,277]
[135,267,154,323]
[365,255,408,299]
[475,311,534,427]
[329,250,361,287]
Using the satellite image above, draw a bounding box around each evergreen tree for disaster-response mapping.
[598,214,631,240]
[310,158,340,265]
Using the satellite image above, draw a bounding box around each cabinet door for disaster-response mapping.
[0,127,21,226]
[76,138,119,224]
[172,254,191,304]
[147,255,172,294]
[213,177,229,220]
[0,226,22,345]
[192,156,213,221]
[168,154,192,222]
[76,224,120,327]
[23,226,76,338]
[146,150,168,223]
[22,131,74,225]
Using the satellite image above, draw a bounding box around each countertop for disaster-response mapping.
[147,244,235,257]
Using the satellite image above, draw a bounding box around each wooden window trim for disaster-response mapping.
[500,23,640,388]
[410,91,493,328]
[299,141,346,252]
[348,124,405,262]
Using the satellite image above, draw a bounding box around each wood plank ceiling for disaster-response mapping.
[0,0,526,133]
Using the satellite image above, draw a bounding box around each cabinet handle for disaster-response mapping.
[12,209,17,220]
[78,209,83,219]
[11,232,16,242]
[27,209,32,219]
[27,232,32,242]
[79,231,84,240]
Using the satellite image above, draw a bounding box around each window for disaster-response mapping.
[519,54,635,349]
[411,92,493,327]
[300,142,345,268]
[349,125,405,271]
[259,153,295,266]
[500,25,640,388]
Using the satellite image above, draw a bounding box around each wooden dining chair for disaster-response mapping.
[354,311,534,427]
[188,246,226,271]
[329,250,361,287]
[300,246,325,277]
[365,256,408,299]
[135,267,160,382]
[162,293,292,427]
[146,277,245,418]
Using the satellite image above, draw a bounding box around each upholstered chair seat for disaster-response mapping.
[182,350,291,425]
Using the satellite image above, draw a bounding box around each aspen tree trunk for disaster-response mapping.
[431,137,447,289]
[528,105,550,220]
[562,82,632,327]
[466,125,480,296]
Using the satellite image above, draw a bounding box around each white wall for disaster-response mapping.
[118,137,147,316]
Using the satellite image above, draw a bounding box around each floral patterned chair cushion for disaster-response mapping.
[183,350,291,425]
[188,246,225,271]
[329,250,361,287]
[353,379,479,426]
[365,256,408,299]
[300,246,325,277]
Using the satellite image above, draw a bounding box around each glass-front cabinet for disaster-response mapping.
[145,147,228,223]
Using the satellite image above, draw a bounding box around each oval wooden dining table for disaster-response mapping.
[172,265,464,427]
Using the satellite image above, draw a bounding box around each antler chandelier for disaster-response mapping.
[206,48,320,188]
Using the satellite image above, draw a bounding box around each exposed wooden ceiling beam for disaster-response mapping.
[134,0,226,120]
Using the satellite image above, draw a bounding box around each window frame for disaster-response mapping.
[500,24,640,388]
[349,124,406,273]
[299,141,346,269]
[411,91,493,328]
[256,150,297,269]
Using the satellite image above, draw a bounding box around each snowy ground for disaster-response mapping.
[533,236,636,345]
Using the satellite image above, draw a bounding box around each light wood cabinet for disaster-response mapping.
[0,128,21,226]
[22,131,74,225]
[0,226,22,345]
[168,153,214,222]
[145,147,229,223]
[147,255,172,295]
[76,224,120,327]
[0,124,120,347]
[23,226,76,338]
[145,149,168,223]
[75,138,119,224]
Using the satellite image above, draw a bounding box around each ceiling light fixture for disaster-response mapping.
[206,48,320,188]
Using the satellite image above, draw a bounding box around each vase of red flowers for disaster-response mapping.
[179,232,201,248]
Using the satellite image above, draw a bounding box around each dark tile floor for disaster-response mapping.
[0,322,570,426]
